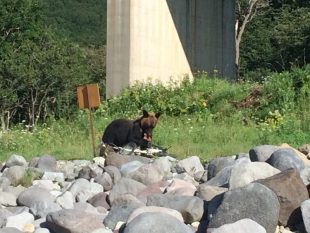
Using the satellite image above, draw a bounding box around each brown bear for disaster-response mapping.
[101,110,160,151]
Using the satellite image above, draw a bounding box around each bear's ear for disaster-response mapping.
[155,112,161,119]
[142,109,149,117]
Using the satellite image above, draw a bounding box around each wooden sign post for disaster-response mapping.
[77,84,100,157]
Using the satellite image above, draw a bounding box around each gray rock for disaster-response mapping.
[127,206,184,223]
[3,185,27,198]
[176,156,204,177]
[301,199,310,233]
[126,163,164,186]
[249,145,280,162]
[41,172,65,182]
[111,194,145,208]
[103,166,121,184]
[120,161,143,177]
[164,179,197,196]
[0,191,17,207]
[207,156,235,179]
[2,166,26,185]
[78,166,97,180]
[46,209,105,233]
[37,155,57,172]
[5,155,27,168]
[103,204,138,230]
[0,177,11,190]
[56,160,76,180]
[108,178,146,204]
[17,187,55,207]
[208,183,280,233]
[56,191,75,209]
[0,228,24,233]
[30,201,62,218]
[94,172,113,191]
[123,212,194,233]
[267,148,305,172]
[153,157,173,178]
[105,152,152,168]
[0,209,13,228]
[196,184,227,201]
[87,192,110,209]
[67,178,91,198]
[90,229,112,233]
[207,218,267,233]
[206,166,233,187]
[5,206,29,215]
[300,167,310,186]
[34,229,50,233]
[229,162,280,190]
[5,212,34,230]
[146,194,204,224]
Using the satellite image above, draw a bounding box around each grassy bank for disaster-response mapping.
[1,67,310,162]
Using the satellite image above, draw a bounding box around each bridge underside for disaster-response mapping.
[106,0,235,98]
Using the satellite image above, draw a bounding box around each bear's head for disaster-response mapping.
[140,110,161,142]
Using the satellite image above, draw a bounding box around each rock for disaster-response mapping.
[37,155,57,172]
[206,166,233,187]
[87,192,110,209]
[0,191,17,207]
[67,178,91,197]
[111,194,145,208]
[41,172,65,182]
[94,172,113,191]
[300,167,310,186]
[0,177,11,190]
[108,178,146,204]
[5,154,27,168]
[301,199,310,233]
[0,209,13,228]
[32,180,56,191]
[5,212,34,231]
[229,162,280,190]
[77,166,97,180]
[29,201,62,218]
[256,168,308,226]
[0,228,24,233]
[93,157,106,167]
[207,156,235,179]
[2,185,26,198]
[281,143,310,166]
[123,212,194,233]
[153,157,173,179]
[56,191,75,209]
[56,160,76,180]
[196,184,227,201]
[103,204,139,230]
[249,145,280,162]
[266,148,305,172]
[75,181,104,202]
[106,152,152,168]
[125,163,164,186]
[46,209,105,233]
[299,144,310,156]
[164,179,196,196]
[136,181,168,203]
[22,223,35,233]
[2,166,26,185]
[207,218,267,233]
[176,156,204,177]
[120,161,143,177]
[127,206,184,223]
[90,229,113,233]
[146,194,204,224]
[17,187,55,207]
[103,166,121,184]
[34,229,50,233]
[208,183,280,233]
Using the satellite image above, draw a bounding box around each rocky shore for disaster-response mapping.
[0,143,310,233]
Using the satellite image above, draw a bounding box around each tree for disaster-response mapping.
[0,0,95,129]
[235,0,270,73]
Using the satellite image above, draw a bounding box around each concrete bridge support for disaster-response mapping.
[106,0,235,98]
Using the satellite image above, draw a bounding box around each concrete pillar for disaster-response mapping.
[106,0,235,98]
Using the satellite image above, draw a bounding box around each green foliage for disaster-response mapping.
[41,0,106,47]
[0,0,99,129]
[13,170,42,187]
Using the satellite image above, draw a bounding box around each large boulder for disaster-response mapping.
[208,183,280,233]
[176,156,204,177]
[123,212,194,233]
[207,156,235,179]
[17,187,55,207]
[266,148,305,172]
[5,155,27,168]
[249,145,280,162]
[146,194,204,224]
[207,218,267,233]
[229,162,280,190]
[37,155,57,172]
[46,209,105,233]
[256,168,308,226]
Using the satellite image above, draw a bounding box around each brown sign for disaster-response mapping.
[77,84,100,109]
